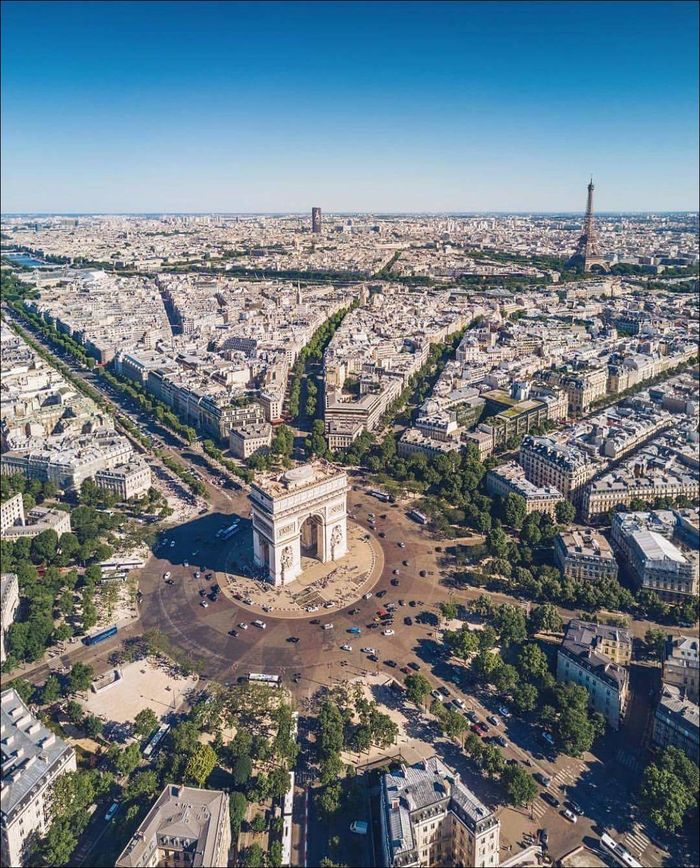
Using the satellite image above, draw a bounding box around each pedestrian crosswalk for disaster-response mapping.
[623,824,651,855]
[615,748,642,773]
[550,760,585,790]
[530,799,547,820]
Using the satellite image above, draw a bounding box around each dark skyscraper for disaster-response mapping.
[311,206,322,234]
[566,179,609,273]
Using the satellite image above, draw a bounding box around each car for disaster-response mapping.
[262,605,272,613]
[398,541,406,548]
[104,802,120,822]
[238,622,249,629]
[409,600,417,607]
[541,792,560,808]
[306,605,319,613]
[419,570,427,577]
[194,571,200,578]
[398,599,406,606]
[562,808,578,823]
[393,569,400,575]
[540,731,555,747]
[348,627,362,635]
[165,578,174,585]
[200,600,209,608]
[378,531,386,538]
[539,828,549,848]
[402,560,410,566]
[341,644,352,651]
[252,620,266,629]
[350,820,368,835]
[404,616,413,626]
[199,589,207,596]
[385,659,397,668]
[391,578,400,586]
[205,573,213,579]
[534,772,552,787]
[470,724,484,737]
[287,636,300,643]
[368,512,375,519]
[565,799,583,816]
[310,618,320,625]
[487,715,500,726]
[368,654,379,662]
[382,629,395,636]
[376,590,387,598]
[476,722,489,734]
[349,608,360,615]
[361,647,376,654]
[363,592,373,600]
[438,686,450,697]
[466,710,479,723]
[496,735,508,747]
[498,706,512,718]
[431,689,443,700]
[408,661,421,671]
[163,571,171,579]
[228,629,238,637]
[452,697,465,709]
[324,601,335,608]
[322,623,334,630]
[400,666,411,675]
[170,540,175,547]
[184,561,189,567]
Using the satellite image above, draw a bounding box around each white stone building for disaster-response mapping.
[1,688,77,867]
[0,574,20,665]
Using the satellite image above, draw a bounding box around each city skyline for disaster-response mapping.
[2,0,698,213]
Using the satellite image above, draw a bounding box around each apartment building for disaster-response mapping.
[554,528,619,581]
[1,505,71,542]
[662,636,699,703]
[0,493,24,534]
[115,784,231,868]
[519,435,596,502]
[0,574,20,665]
[556,620,631,730]
[625,531,698,601]
[229,422,272,459]
[652,684,699,762]
[1,688,77,867]
[486,461,564,517]
[380,757,500,868]
[94,460,152,501]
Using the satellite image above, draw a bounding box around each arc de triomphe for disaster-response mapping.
[249,460,348,586]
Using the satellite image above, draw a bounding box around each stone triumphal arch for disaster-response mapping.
[249,460,348,586]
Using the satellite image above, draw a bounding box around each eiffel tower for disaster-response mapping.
[567,178,609,272]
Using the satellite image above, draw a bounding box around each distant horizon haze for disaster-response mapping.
[1,1,698,213]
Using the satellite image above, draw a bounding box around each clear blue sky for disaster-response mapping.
[1,0,698,213]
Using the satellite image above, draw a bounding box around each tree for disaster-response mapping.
[268,840,284,868]
[67,662,94,694]
[41,675,62,705]
[66,699,84,726]
[404,673,431,708]
[250,813,267,833]
[111,742,141,777]
[527,603,563,636]
[268,767,291,798]
[555,500,576,524]
[229,791,247,838]
[124,770,159,801]
[493,604,527,646]
[30,529,59,564]
[492,662,518,693]
[184,743,217,787]
[511,682,539,713]
[38,819,77,866]
[517,643,550,683]
[233,754,253,786]
[502,493,526,529]
[641,761,696,832]
[241,843,265,867]
[439,600,458,621]
[501,765,538,806]
[84,714,104,738]
[319,752,344,786]
[644,628,667,661]
[133,707,159,737]
[480,744,505,777]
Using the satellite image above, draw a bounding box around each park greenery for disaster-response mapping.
[640,746,699,832]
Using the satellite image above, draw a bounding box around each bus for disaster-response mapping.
[143,723,170,758]
[218,520,241,541]
[600,834,642,868]
[368,489,392,503]
[240,673,281,687]
[408,509,429,525]
[84,625,118,646]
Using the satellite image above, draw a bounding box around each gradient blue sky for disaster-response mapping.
[2,0,698,213]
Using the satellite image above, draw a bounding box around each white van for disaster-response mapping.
[252,620,267,629]
[350,821,368,835]
[322,623,334,630]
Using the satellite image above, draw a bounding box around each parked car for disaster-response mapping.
[541,792,560,808]
[565,799,583,816]
[498,706,512,718]
[408,661,421,671]
[382,629,395,636]
[466,710,479,723]
[562,808,577,823]
[385,659,397,668]
[534,772,552,787]
[496,735,508,747]
[487,715,500,726]
[104,802,120,822]
[391,578,400,586]
[340,644,352,652]
[404,616,413,626]
[200,600,209,608]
